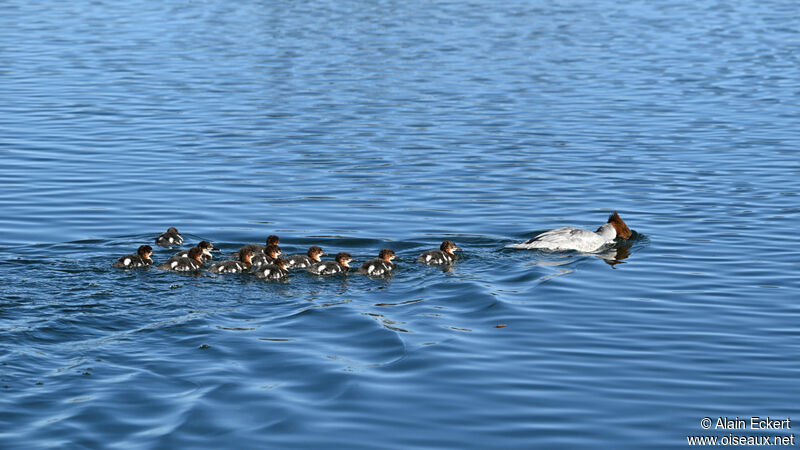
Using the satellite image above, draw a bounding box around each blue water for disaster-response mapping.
[2,0,799,448]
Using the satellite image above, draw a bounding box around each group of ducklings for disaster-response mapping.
[112,227,460,279]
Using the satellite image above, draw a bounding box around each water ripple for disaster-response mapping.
[2,0,800,448]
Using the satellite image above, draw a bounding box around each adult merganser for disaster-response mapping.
[112,245,154,269]
[208,248,253,274]
[251,244,282,268]
[253,257,289,280]
[357,249,396,276]
[286,246,324,269]
[155,227,183,247]
[306,252,353,276]
[157,247,203,272]
[417,240,459,265]
[507,211,632,252]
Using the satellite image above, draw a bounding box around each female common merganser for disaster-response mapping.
[286,246,324,269]
[307,252,353,276]
[234,235,280,259]
[158,247,203,272]
[251,244,282,268]
[155,227,183,247]
[358,249,396,276]
[112,245,154,268]
[168,241,215,263]
[253,257,289,280]
[417,240,459,265]
[209,248,253,274]
[507,211,632,252]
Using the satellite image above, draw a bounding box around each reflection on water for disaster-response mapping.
[599,242,633,267]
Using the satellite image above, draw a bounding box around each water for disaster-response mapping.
[1,0,799,448]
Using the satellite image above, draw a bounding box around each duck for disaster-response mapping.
[157,247,203,272]
[155,227,183,247]
[253,257,289,280]
[251,244,283,268]
[112,245,154,269]
[357,249,396,276]
[417,240,459,265]
[306,252,353,276]
[286,246,325,270]
[167,241,215,264]
[506,211,632,252]
[234,235,279,259]
[208,248,253,274]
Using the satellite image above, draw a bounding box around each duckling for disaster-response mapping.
[167,241,215,264]
[307,252,353,276]
[251,244,283,268]
[158,247,203,272]
[112,245,153,269]
[234,235,279,259]
[358,249,396,276]
[286,246,325,270]
[253,257,289,280]
[208,248,253,274]
[155,227,183,247]
[417,240,459,265]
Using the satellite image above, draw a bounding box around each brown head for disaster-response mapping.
[378,248,396,262]
[335,252,353,267]
[440,240,459,255]
[274,257,289,270]
[137,245,153,259]
[266,235,280,246]
[307,245,324,261]
[197,241,215,258]
[607,211,632,239]
[188,247,203,262]
[265,244,282,258]
[167,227,179,233]
[239,248,254,264]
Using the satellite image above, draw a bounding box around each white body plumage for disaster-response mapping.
[507,224,617,252]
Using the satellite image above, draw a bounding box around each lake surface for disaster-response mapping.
[1,0,799,448]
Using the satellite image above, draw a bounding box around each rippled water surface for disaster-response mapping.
[2,0,799,448]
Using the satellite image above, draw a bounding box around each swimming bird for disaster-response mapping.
[112,245,153,269]
[286,246,324,270]
[234,235,279,259]
[306,252,353,276]
[251,244,283,268]
[168,241,215,264]
[358,249,396,276]
[417,240,459,265]
[155,227,183,247]
[208,248,253,274]
[506,211,632,252]
[253,257,289,280]
[157,247,203,272]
